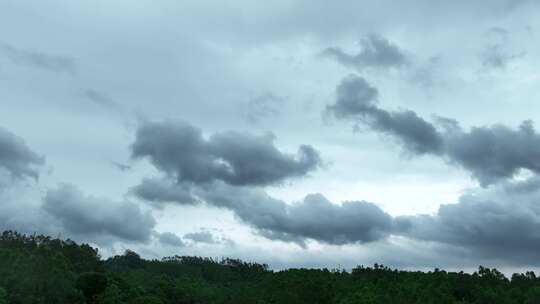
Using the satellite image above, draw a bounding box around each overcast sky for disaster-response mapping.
[2,0,540,273]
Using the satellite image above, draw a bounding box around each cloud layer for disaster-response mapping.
[134,168,540,265]
[2,0,540,270]
[128,118,540,265]
[130,121,393,246]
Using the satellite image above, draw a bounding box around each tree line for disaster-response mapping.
[1,230,539,303]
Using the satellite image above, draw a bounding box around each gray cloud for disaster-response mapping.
[397,176,540,265]
[43,184,156,244]
[443,120,540,185]
[0,184,55,238]
[408,56,443,88]
[0,126,44,181]
[325,75,379,119]
[157,232,185,247]
[135,178,394,246]
[84,89,121,109]
[183,231,220,244]
[131,121,321,186]
[130,178,199,206]
[321,35,409,71]
[0,43,76,74]
[183,230,235,246]
[487,27,510,37]
[481,27,525,69]
[327,75,540,186]
[327,75,443,154]
[110,161,132,172]
[243,92,284,124]
[481,44,524,69]
[203,185,393,246]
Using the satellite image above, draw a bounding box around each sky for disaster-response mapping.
[1,0,540,273]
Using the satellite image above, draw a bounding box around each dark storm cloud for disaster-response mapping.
[321,35,409,71]
[0,43,76,74]
[131,121,322,186]
[243,92,284,124]
[397,176,540,264]
[0,126,44,180]
[43,184,156,243]
[327,75,540,186]
[157,232,185,247]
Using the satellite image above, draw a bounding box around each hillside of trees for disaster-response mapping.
[1,231,540,304]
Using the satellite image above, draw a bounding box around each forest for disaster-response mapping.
[1,230,540,304]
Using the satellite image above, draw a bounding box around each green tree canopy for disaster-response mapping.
[76,272,108,304]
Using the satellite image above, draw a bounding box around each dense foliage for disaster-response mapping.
[1,231,540,303]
